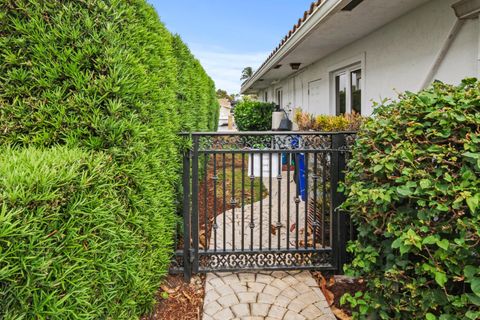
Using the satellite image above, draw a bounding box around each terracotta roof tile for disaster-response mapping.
[253,0,322,78]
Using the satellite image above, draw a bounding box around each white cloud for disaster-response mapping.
[189,44,269,94]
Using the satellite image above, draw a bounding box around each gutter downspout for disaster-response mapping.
[420,19,466,90]
[422,0,480,89]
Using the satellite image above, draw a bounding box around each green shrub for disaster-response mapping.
[294,109,364,131]
[234,100,275,131]
[0,147,167,319]
[342,79,480,319]
[0,0,217,317]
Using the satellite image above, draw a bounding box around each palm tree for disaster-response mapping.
[240,67,253,80]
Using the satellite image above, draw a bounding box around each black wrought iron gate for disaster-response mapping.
[172,131,355,281]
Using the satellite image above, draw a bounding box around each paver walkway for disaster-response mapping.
[203,170,335,320]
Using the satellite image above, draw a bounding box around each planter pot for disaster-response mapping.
[247,152,280,178]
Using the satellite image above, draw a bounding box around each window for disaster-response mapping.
[335,73,347,115]
[351,69,362,114]
[264,91,268,102]
[333,66,362,115]
[276,88,283,108]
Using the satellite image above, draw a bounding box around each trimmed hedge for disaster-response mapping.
[0,0,218,318]
[234,100,275,131]
[172,35,219,132]
[0,147,157,319]
[342,79,480,319]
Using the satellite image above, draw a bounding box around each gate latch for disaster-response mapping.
[189,248,195,264]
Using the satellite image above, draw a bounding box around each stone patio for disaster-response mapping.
[203,271,334,320]
[202,170,335,319]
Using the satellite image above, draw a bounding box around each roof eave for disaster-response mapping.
[241,0,348,94]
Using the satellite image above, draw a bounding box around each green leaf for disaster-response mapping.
[436,239,449,250]
[385,162,395,171]
[399,243,410,255]
[435,271,447,287]
[463,152,480,160]
[464,265,478,279]
[359,305,369,314]
[466,194,479,213]
[466,311,480,320]
[471,278,480,297]
[426,313,437,320]
[420,179,432,189]
[467,293,480,306]
[422,235,437,245]
[391,237,403,249]
[397,185,413,196]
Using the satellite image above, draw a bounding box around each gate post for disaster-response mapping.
[191,136,200,274]
[331,133,347,274]
[182,145,192,282]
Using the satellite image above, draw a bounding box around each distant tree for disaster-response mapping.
[241,67,253,80]
[216,89,232,101]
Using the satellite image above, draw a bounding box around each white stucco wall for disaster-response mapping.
[259,0,479,116]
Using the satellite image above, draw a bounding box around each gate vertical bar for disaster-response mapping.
[182,144,192,282]
[204,154,208,252]
[331,133,347,274]
[231,153,236,251]
[222,153,226,251]
[191,136,200,273]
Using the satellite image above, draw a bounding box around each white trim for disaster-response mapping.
[241,0,351,94]
[327,52,366,73]
[327,53,366,114]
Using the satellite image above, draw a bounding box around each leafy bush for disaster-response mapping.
[0,0,218,317]
[234,100,275,131]
[0,147,166,319]
[341,79,480,319]
[294,109,364,131]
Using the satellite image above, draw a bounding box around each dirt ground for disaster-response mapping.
[141,274,205,320]
[312,272,366,320]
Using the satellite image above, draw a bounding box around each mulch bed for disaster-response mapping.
[141,274,205,320]
[312,272,366,320]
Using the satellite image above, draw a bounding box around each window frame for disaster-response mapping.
[275,88,283,108]
[328,53,365,115]
[332,65,362,115]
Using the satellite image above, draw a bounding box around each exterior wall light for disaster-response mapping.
[290,63,301,70]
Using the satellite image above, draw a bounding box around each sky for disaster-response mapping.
[148,0,314,94]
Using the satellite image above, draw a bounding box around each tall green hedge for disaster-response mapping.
[0,147,151,319]
[0,0,218,318]
[172,35,219,132]
[342,79,480,319]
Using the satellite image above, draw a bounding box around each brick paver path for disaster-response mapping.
[203,171,335,319]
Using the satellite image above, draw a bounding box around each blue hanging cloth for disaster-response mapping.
[291,136,307,202]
